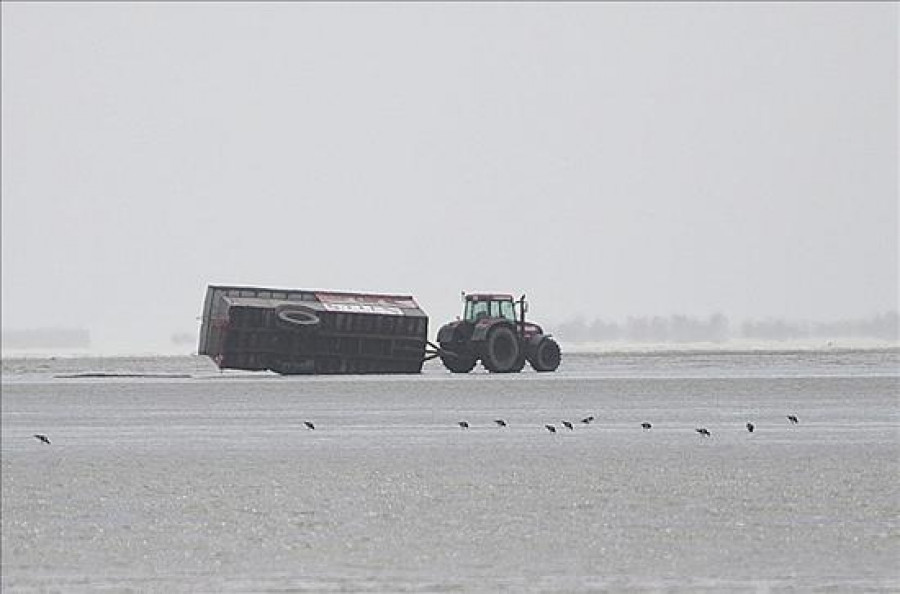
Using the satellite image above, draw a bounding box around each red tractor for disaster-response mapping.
[435,293,561,373]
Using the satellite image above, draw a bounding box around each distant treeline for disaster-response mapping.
[553,311,899,343]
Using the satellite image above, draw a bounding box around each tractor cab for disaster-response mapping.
[463,294,522,323]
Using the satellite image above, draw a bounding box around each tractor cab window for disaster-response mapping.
[489,300,516,321]
[465,300,490,322]
[489,300,502,318]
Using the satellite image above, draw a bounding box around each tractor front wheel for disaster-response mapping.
[528,337,561,372]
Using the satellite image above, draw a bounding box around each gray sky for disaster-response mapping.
[2,3,897,353]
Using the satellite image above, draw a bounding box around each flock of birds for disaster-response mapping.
[30,415,801,445]
[453,414,801,436]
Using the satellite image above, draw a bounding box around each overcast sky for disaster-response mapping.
[2,3,897,353]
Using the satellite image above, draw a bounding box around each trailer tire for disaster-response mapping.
[275,306,320,332]
[528,337,561,372]
[482,325,523,373]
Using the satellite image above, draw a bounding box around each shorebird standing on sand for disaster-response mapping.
[641,422,652,430]
[787,415,799,425]
[695,428,711,437]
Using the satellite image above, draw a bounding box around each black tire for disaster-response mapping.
[529,337,561,372]
[439,349,477,373]
[275,306,320,332]
[482,325,523,373]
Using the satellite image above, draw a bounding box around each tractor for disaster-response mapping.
[435,293,561,373]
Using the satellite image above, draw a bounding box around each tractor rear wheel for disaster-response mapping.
[482,325,523,373]
[529,337,561,372]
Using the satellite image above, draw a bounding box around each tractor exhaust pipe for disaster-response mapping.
[518,294,527,338]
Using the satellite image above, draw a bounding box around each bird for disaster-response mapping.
[746,422,755,433]
[545,424,557,433]
[641,422,652,430]
[695,428,711,437]
[494,419,507,427]
[562,421,574,430]
[33,434,51,445]
[458,421,469,429]
[581,416,595,424]
[787,415,799,425]
[303,421,315,430]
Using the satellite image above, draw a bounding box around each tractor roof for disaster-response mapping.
[465,293,514,302]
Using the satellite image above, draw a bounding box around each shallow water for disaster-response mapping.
[2,350,899,592]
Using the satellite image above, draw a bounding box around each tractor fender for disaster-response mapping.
[521,322,544,337]
[436,320,474,344]
[470,319,515,342]
[525,334,546,358]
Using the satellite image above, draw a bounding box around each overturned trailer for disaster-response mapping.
[198,285,429,375]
